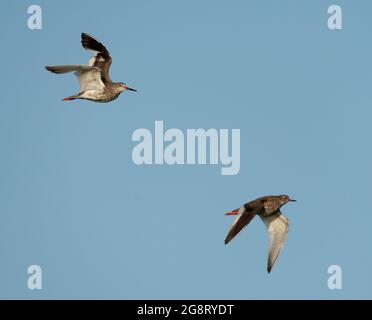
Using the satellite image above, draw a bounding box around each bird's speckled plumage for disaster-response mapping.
[224,195,296,273]
[45,33,136,102]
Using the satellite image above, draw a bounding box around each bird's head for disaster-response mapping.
[117,82,137,93]
[277,195,296,206]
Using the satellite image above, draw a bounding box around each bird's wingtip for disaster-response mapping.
[81,32,89,39]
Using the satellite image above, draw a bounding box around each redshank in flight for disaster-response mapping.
[45,33,137,102]
[224,195,296,273]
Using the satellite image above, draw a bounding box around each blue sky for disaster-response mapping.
[1,0,371,299]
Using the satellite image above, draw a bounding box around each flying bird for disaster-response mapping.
[45,33,137,102]
[224,195,296,273]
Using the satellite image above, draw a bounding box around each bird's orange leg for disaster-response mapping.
[225,209,239,215]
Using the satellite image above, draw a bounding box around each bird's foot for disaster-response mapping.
[62,97,76,101]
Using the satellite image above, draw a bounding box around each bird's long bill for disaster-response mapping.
[126,86,137,92]
[288,198,296,202]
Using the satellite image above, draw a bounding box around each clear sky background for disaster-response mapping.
[1,0,371,299]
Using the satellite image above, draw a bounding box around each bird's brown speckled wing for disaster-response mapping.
[81,33,112,84]
[224,207,256,245]
[260,211,289,273]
